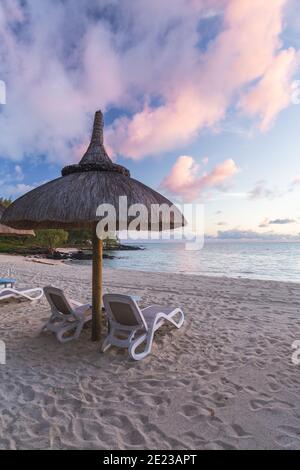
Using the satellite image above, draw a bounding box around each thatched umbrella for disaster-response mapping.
[0,203,34,237]
[3,111,185,341]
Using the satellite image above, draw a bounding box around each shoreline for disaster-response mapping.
[2,253,300,287]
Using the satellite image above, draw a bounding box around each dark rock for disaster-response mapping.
[105,244,144,251]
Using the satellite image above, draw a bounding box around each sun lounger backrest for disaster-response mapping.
[103,294,147,331]
[44,286,73,316]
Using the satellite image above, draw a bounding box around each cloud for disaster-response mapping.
[217,229,269,240]
[160,156,238,201]
[14,165,24,181]
[108,0,299,158]
[259,218,269,228]
[259,217,296,227]
[250,177,300,199]
[0,0,298,164]
[269,218,296,225]
[239,48,297,131]
[248,180,280,200]
[0,183,37,198]
[216,228,300,241]
[0,163,45,198]
[291,176,300,186]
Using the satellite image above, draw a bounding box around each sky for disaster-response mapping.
[0,0,300,240]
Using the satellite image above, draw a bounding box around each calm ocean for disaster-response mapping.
[94,241,300,283]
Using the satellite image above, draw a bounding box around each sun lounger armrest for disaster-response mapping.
[73,303,92,319]
[70,299,84,307]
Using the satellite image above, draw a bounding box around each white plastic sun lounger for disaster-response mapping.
[101,294,185,361]
[42,286,92,343]
[0,287,43,302]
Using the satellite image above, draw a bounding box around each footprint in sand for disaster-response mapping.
[268,381,281,392]
[276,433,300,448]
[20,385,35,402]
[249,399,271,410]
[230,424,252,439]
[209,440,237,450]
[278,425,300,437]
[181,404,201,417]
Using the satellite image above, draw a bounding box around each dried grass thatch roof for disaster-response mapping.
[3,111,186,231]
[0,203,34,236]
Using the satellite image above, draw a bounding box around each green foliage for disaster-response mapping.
[68,229,92,245]
[0,238,25,253]
[67,230,120,249]
[0,228,122,254]
[0,198,12,208]
[35,229,69,254]
[104,234,120,249]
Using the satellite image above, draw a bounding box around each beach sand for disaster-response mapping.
[0,253,300,450]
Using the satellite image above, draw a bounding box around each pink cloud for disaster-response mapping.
[160,156,239,201]
[239,49,298,130]
[107,90,225,160]
[0,0,298,164]
[291,176,300,186]
[108,0,298,159]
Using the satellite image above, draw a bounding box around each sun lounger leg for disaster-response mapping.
[100,337,112,353]
[167,308,185,329]
[56,324,79,343]
[129,310,184,361]
[129,331,154,361]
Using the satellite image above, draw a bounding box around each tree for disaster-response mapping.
[35,229,69,254]
[68,229,92,245]
[103,234,120,249]
[0,198,12,208]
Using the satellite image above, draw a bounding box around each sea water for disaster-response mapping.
[83,241,300,283]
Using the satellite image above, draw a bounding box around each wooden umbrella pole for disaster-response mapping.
[92,225,102,341]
